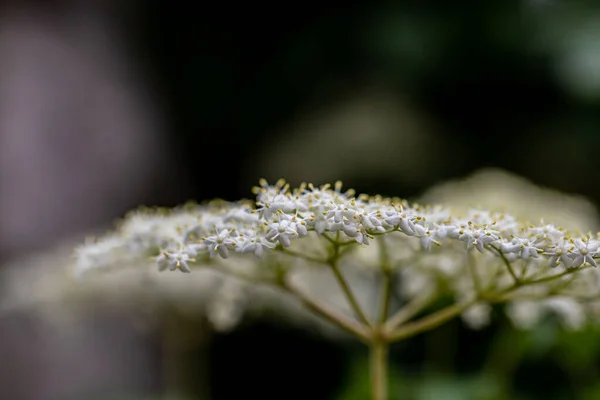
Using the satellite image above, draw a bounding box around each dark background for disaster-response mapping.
[2,0,600,399]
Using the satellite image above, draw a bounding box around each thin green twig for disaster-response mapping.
[329,256,372,327]
[388,298,478,342]
[281,279,371,342]
[205,261,370,341]
[378,238,393,324]
[328,235,372,327]
[385,292,436,331]
[467,251,482,295]
[279,247,326,264]
[489,245,520,285]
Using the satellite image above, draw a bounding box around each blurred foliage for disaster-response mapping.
[336,317,600,400]
[337,359,506,400]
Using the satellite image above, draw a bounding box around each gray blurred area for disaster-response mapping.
[0,2,171,398]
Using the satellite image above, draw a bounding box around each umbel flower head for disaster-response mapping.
[72,177,600,334]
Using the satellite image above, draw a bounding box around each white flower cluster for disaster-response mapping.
[78,179,596,270]
[73,178,600,331]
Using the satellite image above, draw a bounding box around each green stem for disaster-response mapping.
[388,299,477,342]
[481,321,524,396]
[328,239,372,327]
[489,245,520,285]
[467,251,482,295]
[205,262,370,341]
[370,340,389,400]
[385,292,435,331]
[379,271,393,324]
[492,265,589,298]
[385,263,594,343]
[329,258,372,327]
[162,312,211,400]
[281,279,371,342]
[378,239,393,324]
[524,265,588,285]
[322,233,358,247]
[280,247,326,264]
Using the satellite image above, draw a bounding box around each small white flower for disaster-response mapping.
[203,228,236,258]
[283,214,308,237]
[500,237,541,259]
[342,222,361,238]
[359,211,382,231]
[545,238,574,268]
[156,247,195,273]
[239,237,275,257]
[413,224,440,251]
[310,213,329,235]
[531,223,564,244]
[383,207,416,235]
[570,236,599,267]
[266,219,299,247]
[457,224,498,253]
[325,204,356,224]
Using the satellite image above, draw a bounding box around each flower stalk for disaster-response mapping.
[370,339,389,400]
[162,312,212,400]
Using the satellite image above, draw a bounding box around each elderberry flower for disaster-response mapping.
[239,236,274,257]
[500,237,543,259]
[570,236,599,267]
[531,223,564,244]
[156,245,195,273]
[202,228,236,258]
[545,238,575,268]
[385,209,417,235]
[54,171,600,338]
[453,223,498,253]
[412,224,440,251]
[266,218,300,247]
